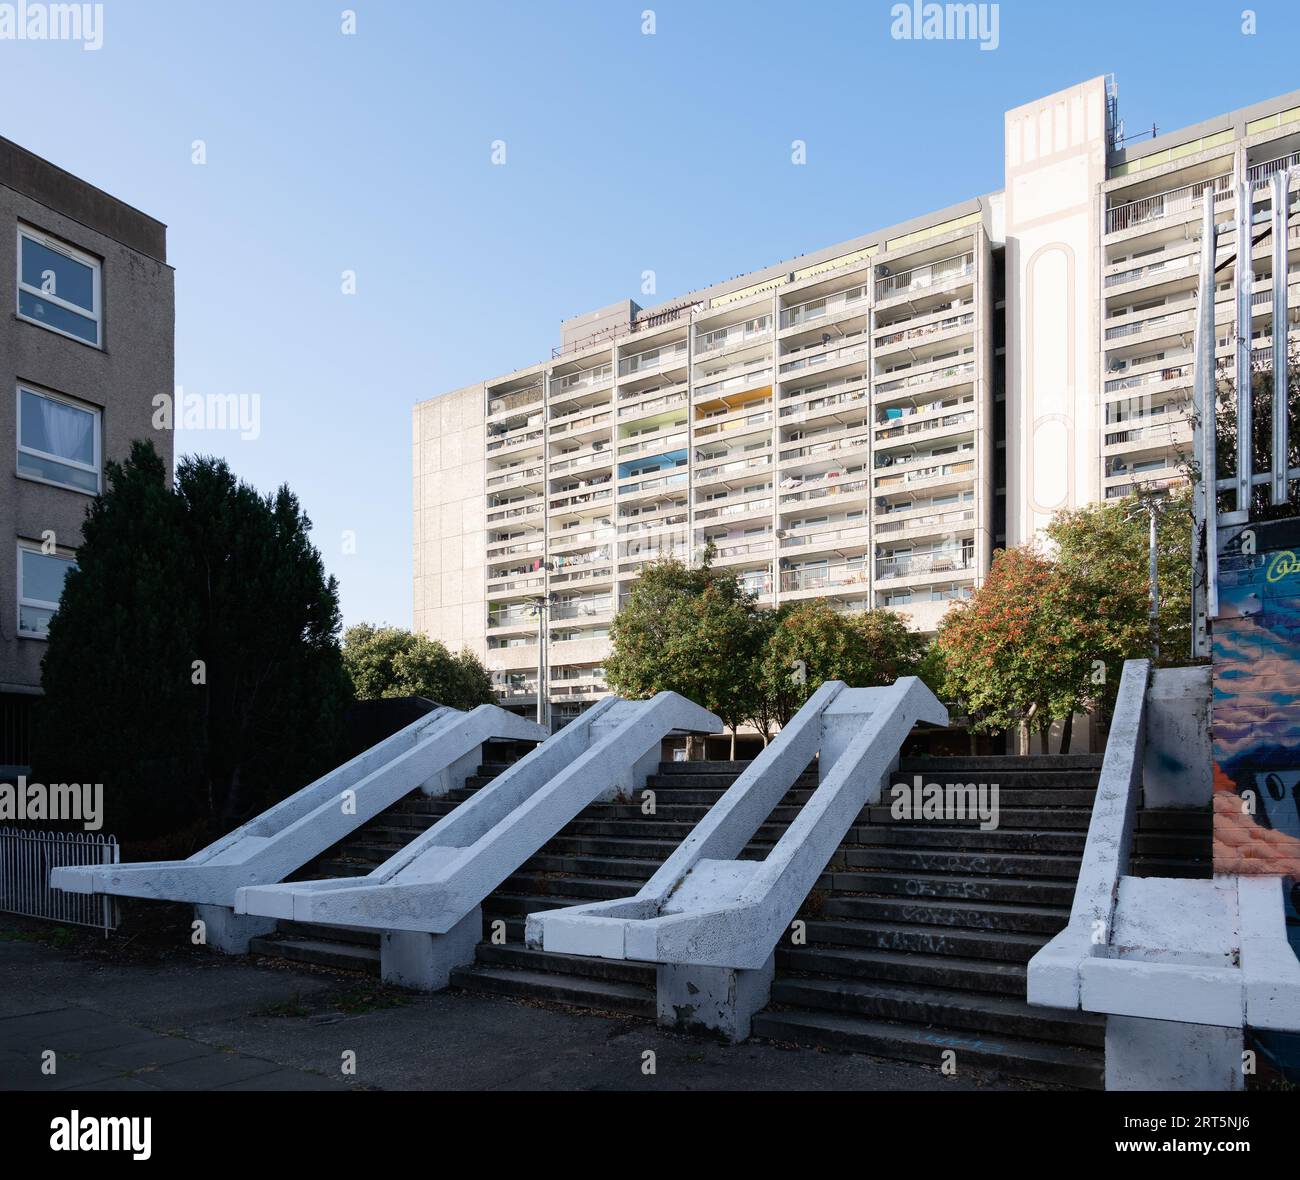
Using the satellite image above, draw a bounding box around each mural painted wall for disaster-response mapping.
[1214,517,1300,1079]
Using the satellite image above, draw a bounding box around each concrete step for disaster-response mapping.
[475,942,655,986]
[863,807,1091,830]
[771,976,1104,1048]
[898,755,1104,772]
[852,826,1086,853]
[776,944,1029,996]
[843,846,1083,878]
[825,870,1077,907]
[752,1008,1103,1089]
[450,965,655,1017]
[799,917,1051,962]
[249,934,380,974]
[817,894,1069,935]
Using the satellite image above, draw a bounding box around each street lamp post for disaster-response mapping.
[529,593,554,732]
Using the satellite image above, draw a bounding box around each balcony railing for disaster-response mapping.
[873,458,975,489]
[778,336,869,376]
[694,454,772,483]
[874,506,976,536]
[875,359,976,397]
[875,409,975,441]
[694,496,773,522]
[1105,173,1233,234]
[875,253,974,300]
[1248,149,1300,188]
[1104,250,1196,289]
[780,521,871,550]
[552,363,613,397]
[1103,364,1190,394]
[1103,419,1192,448]
[696,316,772,355]
[780,561,869,593]
[875,309,975,350]
[619,339,689,378]
[779,378,871,418]
[876,551,975,580]
[780,285,868,330]
[694,409,772,439]
[1103,305,1196,341]
[617,385,689,416]
[551,596,614,620]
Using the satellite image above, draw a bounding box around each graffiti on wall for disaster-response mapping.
[1213,517,1300,883]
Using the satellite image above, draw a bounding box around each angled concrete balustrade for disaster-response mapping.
[234,692,720,989]
[527,677,948,1039]
[51,703,545,951]
[1027,659,1300,1090]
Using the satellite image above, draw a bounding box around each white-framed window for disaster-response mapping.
[16,224,102,347]
[17,542,77,639]
[16,384,101,494]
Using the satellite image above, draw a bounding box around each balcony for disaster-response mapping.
[487,385,543,418]
[618,469,689,497]
[780,284,868,331]
[1105,173,1233,234]
[875,358,976,399]
[694,359,773,400]
[779,377,871,419]
[873,457,975,492]
[551,595,614,621]
[876,551,975,581]
[875,407,975,442]
[780,560,870,594]
[779,520,871,552]
[696,316,772,356]
[780,429,871,466]
[552,362,613,399]
[488,604,541,630]
[694,407,772,441]
[1103,418,1193,449]
[874,505,976,538]
[694,494,773,524]
[619,339,689,378]
[617,384,689,416]
[778,332,869,377]
[875,253,974,301]
[1104,249,1198,290]
[694,453,772,485]
[1248,148,1300,189]
[874,309,976,352]
[487,462,544,491]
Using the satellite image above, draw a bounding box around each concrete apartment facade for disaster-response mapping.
[0,136,174,772]
[414,76,1300,725]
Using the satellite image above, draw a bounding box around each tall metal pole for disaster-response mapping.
[533,594,550,731]
[1148,500,1160,664]
[1271,168,1291,506]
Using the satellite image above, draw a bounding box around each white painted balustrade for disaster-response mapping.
[50,704,546,938]
[527,678,947,1038]
[234,692,719,988]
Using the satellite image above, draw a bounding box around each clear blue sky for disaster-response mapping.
[5,0,1299,628]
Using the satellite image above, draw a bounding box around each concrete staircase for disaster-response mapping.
[248,749,1212,1090]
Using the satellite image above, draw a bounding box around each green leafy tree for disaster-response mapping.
[605,553,764,756]
[758,600,925,731]
[935,547,1082,749]
[936,489,1194,751]
[342,623,494,709]
[1046,485,1194,696]
[37,442,351,841]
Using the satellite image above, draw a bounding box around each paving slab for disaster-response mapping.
[0,916,1028,1091]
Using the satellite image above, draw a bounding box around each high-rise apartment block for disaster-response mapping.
[414,77,1300,724]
